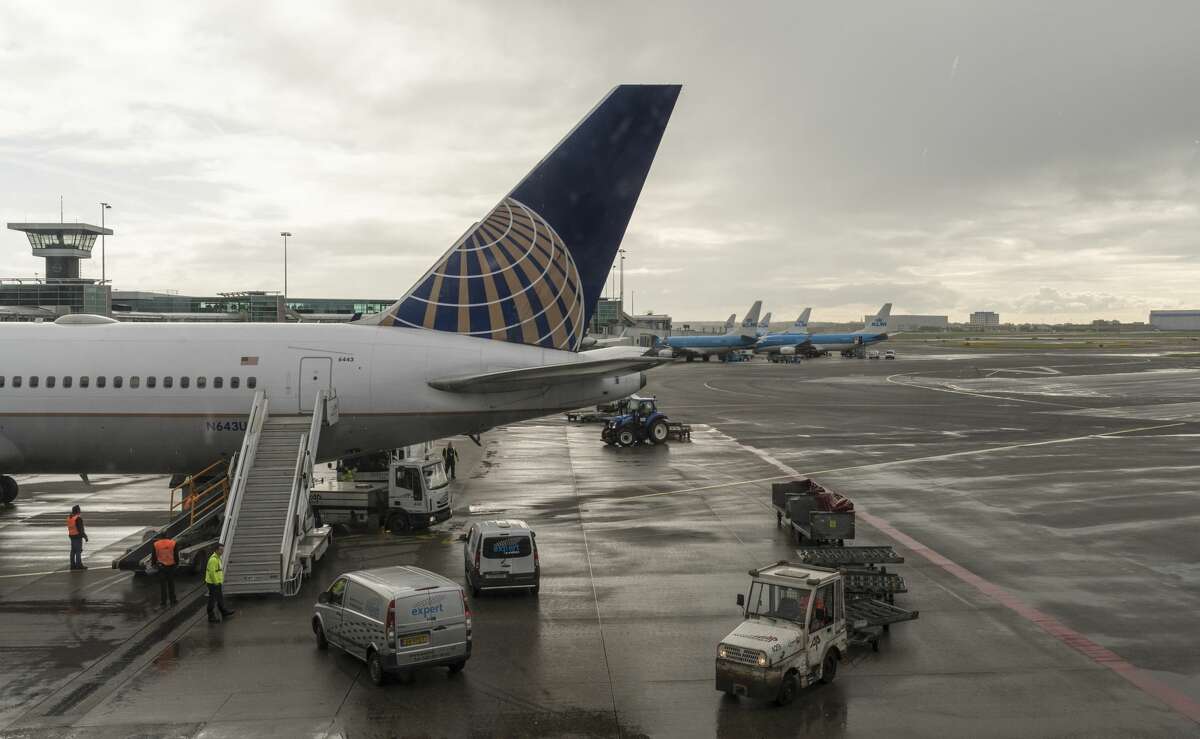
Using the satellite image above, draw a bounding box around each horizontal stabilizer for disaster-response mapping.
[428,347,668,394]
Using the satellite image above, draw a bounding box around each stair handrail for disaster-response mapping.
[280,388,325,596]
[220,389,269,575]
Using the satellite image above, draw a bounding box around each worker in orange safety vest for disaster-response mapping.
[153,534,179,607]
[67,505,88,570]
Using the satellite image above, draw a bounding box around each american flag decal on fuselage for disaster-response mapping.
[390,197,586,351]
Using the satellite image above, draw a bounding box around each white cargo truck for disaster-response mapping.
[311,447,452,532]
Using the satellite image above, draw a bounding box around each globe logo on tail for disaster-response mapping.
[391,197,586,350]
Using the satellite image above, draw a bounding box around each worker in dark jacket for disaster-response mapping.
[443,442,459,480]
[153,534,180,607]
[67,505,88,570]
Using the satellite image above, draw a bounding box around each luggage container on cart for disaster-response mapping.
[772,479,855,545]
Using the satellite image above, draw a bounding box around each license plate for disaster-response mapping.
[400,633,429,647]
[485,572,507,579]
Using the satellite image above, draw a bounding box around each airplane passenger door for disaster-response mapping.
[299,357,332,413]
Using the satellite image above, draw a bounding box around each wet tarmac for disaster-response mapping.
[2,347,1199,737]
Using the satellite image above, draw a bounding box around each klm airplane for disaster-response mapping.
[753,308,811,357]
[756,303,892,357]
[662,301,763,362]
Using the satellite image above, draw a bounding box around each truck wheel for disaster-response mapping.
[448,660,466,675]
[387,512,410,534]
[819,651,838,684]
[617,429,636,447]
[701,355,710,362]
[314,620,328,650]
[648,420,669,444]
[685,355,694,363]
[367,650,386,686]
[775,672,799,706]
[0,476,18,504]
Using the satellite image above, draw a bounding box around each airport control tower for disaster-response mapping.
[6,222,112,281]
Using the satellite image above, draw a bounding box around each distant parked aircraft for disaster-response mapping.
[756,304,892,357]
[661,301,763,362]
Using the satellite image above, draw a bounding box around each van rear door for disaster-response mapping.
[394,587,466,666]
[482,533,535,578]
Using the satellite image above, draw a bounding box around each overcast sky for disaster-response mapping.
[3,1,1199,323]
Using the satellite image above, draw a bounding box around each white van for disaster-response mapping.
[312,566,471,685]
[464,520,540,596]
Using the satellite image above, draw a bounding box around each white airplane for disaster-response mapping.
[0,84,683,504]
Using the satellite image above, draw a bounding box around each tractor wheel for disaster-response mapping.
[0,476,18,504]
[617,429,636,447]
[648,420,669,445]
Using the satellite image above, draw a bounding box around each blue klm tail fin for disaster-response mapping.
[793,307,811,332]
[756,312,772,337]
[363,84,682,351]
[737,301,763,335]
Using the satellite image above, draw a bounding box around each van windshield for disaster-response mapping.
[482,535,531,559]
[746,581,811,624]
[423,463,448,490]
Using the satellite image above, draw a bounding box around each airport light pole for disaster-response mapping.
[280,232,292,299]
[99,202,111,283]
[618,248,626,308]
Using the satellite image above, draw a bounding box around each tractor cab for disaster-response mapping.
[602,395,672,447]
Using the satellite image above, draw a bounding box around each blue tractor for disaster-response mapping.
[601,395,672,447]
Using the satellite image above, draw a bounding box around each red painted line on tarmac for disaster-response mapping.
[857,509,1200,726]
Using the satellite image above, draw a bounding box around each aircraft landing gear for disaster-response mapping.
[0,476,18,504]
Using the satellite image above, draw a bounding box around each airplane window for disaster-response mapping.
[247,376,257,389]
[231,377,240,389]
[80,376,89,388]
[63,376,72,389]
[181,377,190,389]
[47,376,56,389]
[214,377,223,389]
[147,376,157,389]
[97,376,106,388]
[12,377,21,388]
[197,376,207,389]
[130,376,140,389]
[114,376,123,389]
[29,376,39,389]
[164,376,173,389]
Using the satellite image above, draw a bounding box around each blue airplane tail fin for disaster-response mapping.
[362,84,682,351]
[793,307,811,332]
[757,312,772,337]
[855,303,892,334]
[735,301,763,335]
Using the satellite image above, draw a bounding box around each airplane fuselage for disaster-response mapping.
[756,331,889,354]
[0,322,642,474]
[665,333,756,358]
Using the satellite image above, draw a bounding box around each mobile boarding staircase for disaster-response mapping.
[220,389,338,596]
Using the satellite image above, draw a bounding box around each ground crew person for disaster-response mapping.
[443,442,459,480]
[205,543,235,623]
[153,534,179,607]
[67,505,88,570]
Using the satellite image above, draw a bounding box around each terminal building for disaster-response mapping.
[1149,310,1200,331]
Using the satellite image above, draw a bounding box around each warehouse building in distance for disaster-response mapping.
[1149,310,1200,331]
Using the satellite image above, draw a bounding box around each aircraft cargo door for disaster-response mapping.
[299,357,332,413]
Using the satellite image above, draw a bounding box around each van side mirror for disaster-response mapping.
[736,594,744,607]
[318,592,330,605]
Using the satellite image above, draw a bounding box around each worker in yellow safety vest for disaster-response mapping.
[205,544,235,623]
[153,535,179,607]
[67,504,88,570]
